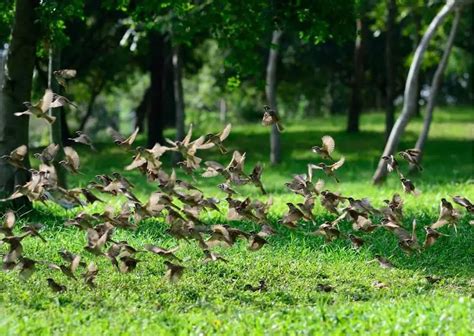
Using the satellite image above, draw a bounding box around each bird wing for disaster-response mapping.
[64,146,80,169]
[4,210,16,229]
[11,145,28,160]
[321,135,335,154]
[183,124,193,145]
[40,89,54,112]
[219,123,232,141]
[125,127,140,145]
[331,157,345,170]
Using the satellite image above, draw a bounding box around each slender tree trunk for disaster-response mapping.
[347,18,366,133]
[412,11,422,118]
[0,0,39,209]
[172,44,185,164]
[147,31,166,147]
[266,30,282,165]
[385,0,397,139]
[219,98,227,124]
[410,8,461,173]
[47,46,67,187]
[373,0,457,184]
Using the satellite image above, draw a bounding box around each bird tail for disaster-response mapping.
[276,122,284,132]
[218,144,228,154]
[45,115,56,124]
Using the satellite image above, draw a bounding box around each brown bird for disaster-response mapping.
[47,278,67,293]
[313,222,340,242]
[68,131,95,151]
[53,69,77,90]
[452,195,474,214]
[1,209,16,237]
[119,256,140,273]
[281,203,306,228]
[425,275,442,284]
[262,105,284,132]
[17,257,38,280]
[84,227,110,256]
[203,249,227,263]
[108,127,140,149]
[312,135,335,160]
[50,93,78,109]
[48,253,81,281]
[1,145,28,170]
[248,164,266,195]
[400,177,420,196]
[382,155,400,175]
[423,226,448,249]
[145,244,181,262]
[82,262,99,289]
[218,183,237,197]
[164,261,185,283]
[431,198,461,231]
[348,234,365,250]
[244,279,267,292]
[373,255,394,269]
[320,190,345,215]
[248,233,268,251]
[398,149,422,171]
[59,146,80,174]
[34,143,59,164]
[20,223,47,243]
[14,89,56,124]
[203,123,232,154]
[309,157,345,183]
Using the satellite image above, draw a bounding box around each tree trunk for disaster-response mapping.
[410,8,461,173]
[219,98,227,124]
[0,0,39,209]
[385,0,397,139]
[147,31,166,147]
[347,18,366,133]
[172,44,185,164]
[412,11,422,118]
[47,46,67,187]
[266,30,282,165]
[372,0,457,184]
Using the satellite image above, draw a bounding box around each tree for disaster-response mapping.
[372,0,458,184]
[347,17,367,133]
[266,30,283,165]
[385,0,397,139]
[0,0,39,208]
[172,44,185,162]
[409,7,461,172]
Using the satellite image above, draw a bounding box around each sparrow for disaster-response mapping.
[14,89,56,124]
[47,278,67,293]
[34,143,59,164]
[53,69,77,90]
[68,131,95,151]
[164,261,185,283]
[423,226,448,248]
[1,145,28,170]
[144,244,181,262]
[309,157,345,183]
[382,155,400,175]
[398,149,422,171]
[108,127,140,149]
[262,105,284,132]
[203,124,232,154]
[451,195,474,214]
[59,146,80,174]
[400,177,420,196]
[312,135,335,160]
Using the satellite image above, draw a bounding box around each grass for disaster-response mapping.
[1,107,473,335]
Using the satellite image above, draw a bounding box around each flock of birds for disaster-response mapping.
[0,72,472,293]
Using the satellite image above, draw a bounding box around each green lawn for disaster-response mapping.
[1,107,473,335]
